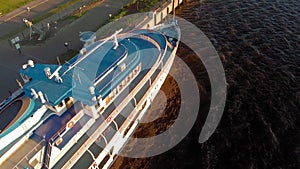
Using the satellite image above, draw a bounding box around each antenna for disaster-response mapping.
[38,91,46,104]
[16,79,23,88]
[44,93,49,102]
[78,74,82,85]
[49,65,62,79]
[114,33,119,50]
[30,88,38,99]
[172,0,175,20]
[63,28,123,75]
[113,29,123,49]
[64,60,71,66]
[57,56,61,65]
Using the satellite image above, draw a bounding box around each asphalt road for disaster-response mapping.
[0,0,71,38]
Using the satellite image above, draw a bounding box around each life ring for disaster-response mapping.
[67,121,74,128]
[105,96,111,105]
[106,116,112,123]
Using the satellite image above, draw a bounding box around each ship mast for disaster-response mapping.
[63,29,123,76]
[172,0,175,20]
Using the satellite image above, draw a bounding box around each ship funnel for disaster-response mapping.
[38,91,46,104]
[28,60,34,67]
[44,67,51,78]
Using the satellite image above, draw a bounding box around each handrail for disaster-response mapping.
[137,34,162,51]
[63,29,123,76]
[49,105,84,143]
[41,141,52,169]
[12,139,46,169]
[93,44,128,85]
[62,33,165,169]
[0,88,23,110]
[49,126,66,144]
[97,40,141,94]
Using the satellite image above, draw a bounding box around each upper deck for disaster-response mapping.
[19,29,168,107]
[0,21,180,169]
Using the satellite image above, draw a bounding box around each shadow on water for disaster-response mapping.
[112,0,299,168]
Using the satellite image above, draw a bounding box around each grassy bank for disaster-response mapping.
[32,0,81,23]
[0,0,34,15]
[109,0,161,22]
[58,49,78,63]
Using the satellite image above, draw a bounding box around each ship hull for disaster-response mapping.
[96,44,178,169]
[57,23,181,169]
[0,21,180,169]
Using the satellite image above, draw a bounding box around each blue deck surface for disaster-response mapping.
[3,28,170,145]
[36,25,179,169]
[95,37,158,98]
[19,29,168,107]
[56,114,90,149]
[71,42,127,82]
[54,30,173,168]
[0,24,180,168]
[33,102,82,140]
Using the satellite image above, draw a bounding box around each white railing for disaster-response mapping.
[63,29,123,76]
[12,139,46,169]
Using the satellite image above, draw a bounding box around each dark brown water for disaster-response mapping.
[112,0,300,168]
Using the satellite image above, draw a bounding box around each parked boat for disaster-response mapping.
[0,20,180,169]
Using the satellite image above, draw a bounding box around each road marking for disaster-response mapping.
[2,0,50,22]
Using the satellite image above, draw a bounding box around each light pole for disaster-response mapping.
[64,42,69,51]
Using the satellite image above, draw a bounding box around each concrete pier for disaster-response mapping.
[96,0,184,39]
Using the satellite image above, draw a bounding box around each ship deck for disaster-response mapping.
[0,97,32,135]
[0,27,177,169]
[54,31,173,169]
[0,103,81,169]
[0,99,23,133]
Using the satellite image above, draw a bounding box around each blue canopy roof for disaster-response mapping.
[19,29,167,106]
